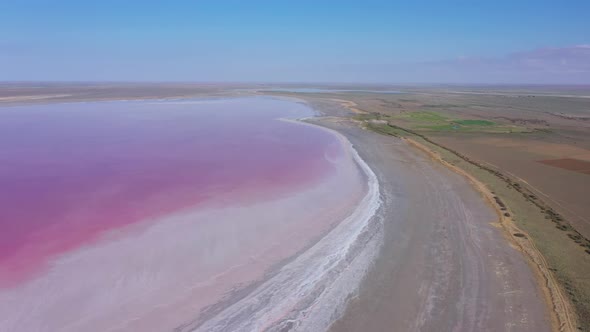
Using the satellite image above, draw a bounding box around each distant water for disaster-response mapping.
[0,97,382,332]
[260,87,403,94]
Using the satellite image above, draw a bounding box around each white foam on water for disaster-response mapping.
[191,137,383,332]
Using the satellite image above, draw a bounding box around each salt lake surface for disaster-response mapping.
[0,97,381,331]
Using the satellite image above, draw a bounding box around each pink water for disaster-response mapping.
[0,97,341,287]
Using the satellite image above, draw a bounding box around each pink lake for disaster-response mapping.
[0,97,377,332]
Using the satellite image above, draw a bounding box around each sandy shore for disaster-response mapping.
[309,116,552,331]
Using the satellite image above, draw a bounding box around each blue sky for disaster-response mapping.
[1,1,589,83]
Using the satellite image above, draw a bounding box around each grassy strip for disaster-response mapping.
[357,111,530,133]
[453,119,495,126]
[362,117,590,331]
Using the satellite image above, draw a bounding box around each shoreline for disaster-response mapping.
[191,116,383,331]
[0,96,378,332]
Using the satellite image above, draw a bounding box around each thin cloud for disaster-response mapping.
[430,45,590,75]
[281,45,590,84]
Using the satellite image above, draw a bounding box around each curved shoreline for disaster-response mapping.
[191,121,383,331]
[0,96,380,332]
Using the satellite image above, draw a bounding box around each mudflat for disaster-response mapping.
[312,117,551,331]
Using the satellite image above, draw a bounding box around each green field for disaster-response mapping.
[454,119,496,126]
[383,111,531,133]
[405,111,448,122]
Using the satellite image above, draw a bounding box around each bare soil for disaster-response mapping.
[539,158,590,174]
